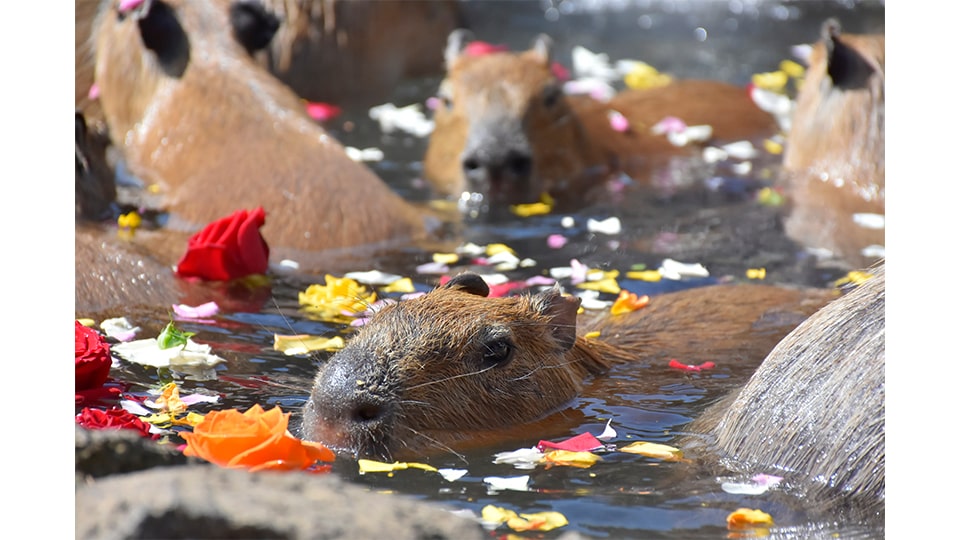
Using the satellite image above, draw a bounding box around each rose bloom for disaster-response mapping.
[76,407,157,439]
[175,207,270,281]
[76,320,111,392]
[181,404,334,472]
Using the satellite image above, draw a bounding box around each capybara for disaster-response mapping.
[301,273,833,460]
[423,31,780,215]
[78,0,462,112]
[256,0,463,106]
[782,19,884,269]
[685,261,884,523]
[92,0,431,261]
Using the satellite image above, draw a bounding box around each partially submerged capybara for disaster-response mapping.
[423,31,779,215]
[301,273,833,459]
[75,111,116,222]
[686,261,884,523]
[256,0,463,106]
[782,19,884,269]
[92,0,431,259]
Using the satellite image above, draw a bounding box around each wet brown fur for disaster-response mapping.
[782,20,885,269]
[686,261,884,522]
[92,0,430,258]
[302,276,833,459]
[258,0,462,106]
[423,33,779,209]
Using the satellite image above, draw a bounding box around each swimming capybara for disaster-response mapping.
[781,19,885,269]
[686,261,884,523]
[92,0,431,261]
[422,30,779,215]
[255,0,463,106]
[301,273,833,460]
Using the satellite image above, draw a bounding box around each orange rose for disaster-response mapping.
[181,404,334,472]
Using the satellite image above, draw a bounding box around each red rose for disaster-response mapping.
[175,207,270,281]
[76,321,111,392]
[76,407,157,439]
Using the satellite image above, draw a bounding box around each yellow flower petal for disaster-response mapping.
[381,277,415,294]
[298,275,376,321]
[576,277,621,294]
[763,139,783,155]
[583,331,601,339]
[779,59,805,79]
[485,243,516,256]
[433,252,460,265]
[624,62,673,90]
[357,459,438,474]
[610,290,650,315]
[746,268,767,280]
[544,450,602,468]
[156,382,187,414]
[273,334,345,355]
[619,441,684,462]
[511,202,552,217]
[751,70,788,93]
[481,505,519,525]
[834,270,874,288]
[509,511,569,532]
[625,269,662,282]
[726,508,774,529]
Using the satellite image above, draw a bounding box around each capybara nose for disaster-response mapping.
[462,148,533,188]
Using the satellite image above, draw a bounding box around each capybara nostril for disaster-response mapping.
[504,151,532,178]
[352,402,384,424]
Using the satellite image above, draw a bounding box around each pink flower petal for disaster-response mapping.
[305,101,341,122]
[88,84,99,100]
[547,234,568,249]
[119,0,144,13]
[464,41,508,56]
[607,110,629,132]
[172,301,220,319]
[525,275,556,287]
[651,116,688,135]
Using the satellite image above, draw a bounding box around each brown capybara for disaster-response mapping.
[300,273,833,460]
[92,0,431,262]
[78,0,462,114]
[685,261,884,523]
[782,19,884,269]
[423,30,780,216]
[256,0,463,106]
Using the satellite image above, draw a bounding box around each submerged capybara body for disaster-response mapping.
[301,273,833,460]
[257,0,463,106]
[92,0,430,259]
[686,262,885,523]
[782,19,885,269]
[423,31,779,215]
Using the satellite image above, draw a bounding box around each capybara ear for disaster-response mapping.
[530,34,554,67]
[230,0,280,55]
[134,0,190,77]
[532,287,580,351]
[820,18,881,90]
[444,28,474,67]
[442,273,490,297]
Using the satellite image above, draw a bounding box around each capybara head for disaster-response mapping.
[782,18,884,267]
[92,0,427,254]
[301,273,610,459]
[424,30,599,215]
[75,111,117,222]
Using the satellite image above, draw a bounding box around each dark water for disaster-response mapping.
[98,1,885,538]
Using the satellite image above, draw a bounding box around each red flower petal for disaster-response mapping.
[76,321,112,392]
[537,432,604,453]
[175,207,270,281]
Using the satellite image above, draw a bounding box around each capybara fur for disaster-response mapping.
[257,0,463,106]
[423,31,779,215]
[782,19,884,269]
[92,0,430,259]
[75,111,117,223]
[301,273,833,460]
[685,261,884,523]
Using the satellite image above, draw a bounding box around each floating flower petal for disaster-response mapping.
[668,359,716,372]
[273,334,345,355]
[726,508,774,530]
[619,441,683,462]
[543,450,601,468]
[492,447,544,470]
[484,475,530,492]
[173,301,220,319]
[99,317,141,342]
[358,459,438,474]
[610,290,649,315]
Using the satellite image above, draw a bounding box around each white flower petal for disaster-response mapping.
[484,475,530,492]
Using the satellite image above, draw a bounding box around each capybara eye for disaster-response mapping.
[542,83,562,108]
[230,0,280,55]
[480,338,514,368]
